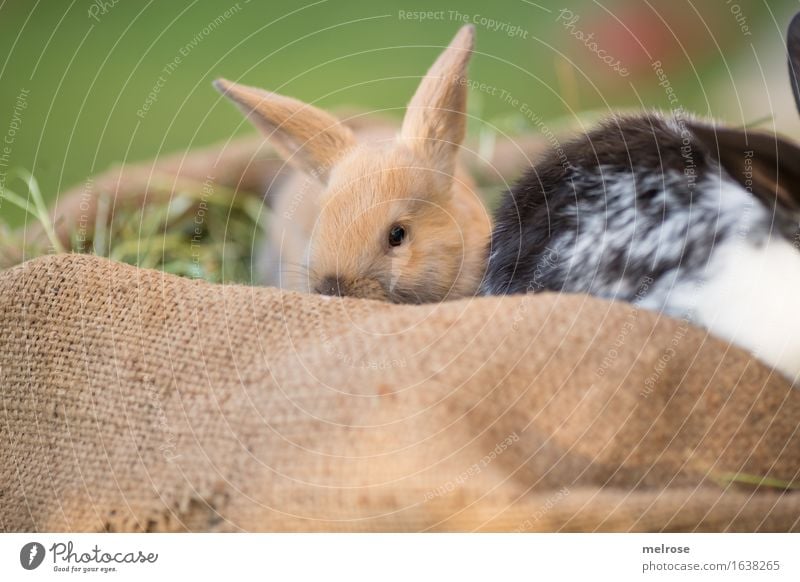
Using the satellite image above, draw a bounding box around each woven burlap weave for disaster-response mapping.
[0,253,798,532]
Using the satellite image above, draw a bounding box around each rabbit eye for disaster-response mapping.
[388,225,406,247]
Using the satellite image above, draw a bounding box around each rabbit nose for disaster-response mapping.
[316,275,345,297]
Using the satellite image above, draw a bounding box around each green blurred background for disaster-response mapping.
[1,0,799,228]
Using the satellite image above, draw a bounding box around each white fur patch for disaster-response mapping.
[687,233,800,384]
[650,179,800,384]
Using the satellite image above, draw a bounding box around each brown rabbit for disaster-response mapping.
[214,25,491,303]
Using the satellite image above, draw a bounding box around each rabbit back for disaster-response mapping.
[482,113,800,382]
[483,114,781,307]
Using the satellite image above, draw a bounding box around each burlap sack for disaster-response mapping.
[1,253,798,532]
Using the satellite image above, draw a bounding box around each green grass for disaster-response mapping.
[0,170,267,284]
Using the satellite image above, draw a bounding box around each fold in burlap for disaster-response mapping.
[1,253,798,532]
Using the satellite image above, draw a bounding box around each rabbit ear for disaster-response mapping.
[688,122,800,215]
[214,78,356,182]
[400,25,475,176]
[787,12,800,115]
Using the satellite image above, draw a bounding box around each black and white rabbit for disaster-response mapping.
[482,13,800,384]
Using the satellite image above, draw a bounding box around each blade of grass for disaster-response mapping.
[740,114,774,129]
[93,193,111,256]
[6,170,65,254]
[18,170,65,254]
[718,472,800,491]
[1,187,33,213]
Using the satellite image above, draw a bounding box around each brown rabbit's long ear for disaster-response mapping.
[787,11,800,115]
[400,25,475,177]
[687,122,800,215]
[214,78,356,181]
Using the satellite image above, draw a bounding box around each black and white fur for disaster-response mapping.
[482,13,800,384]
